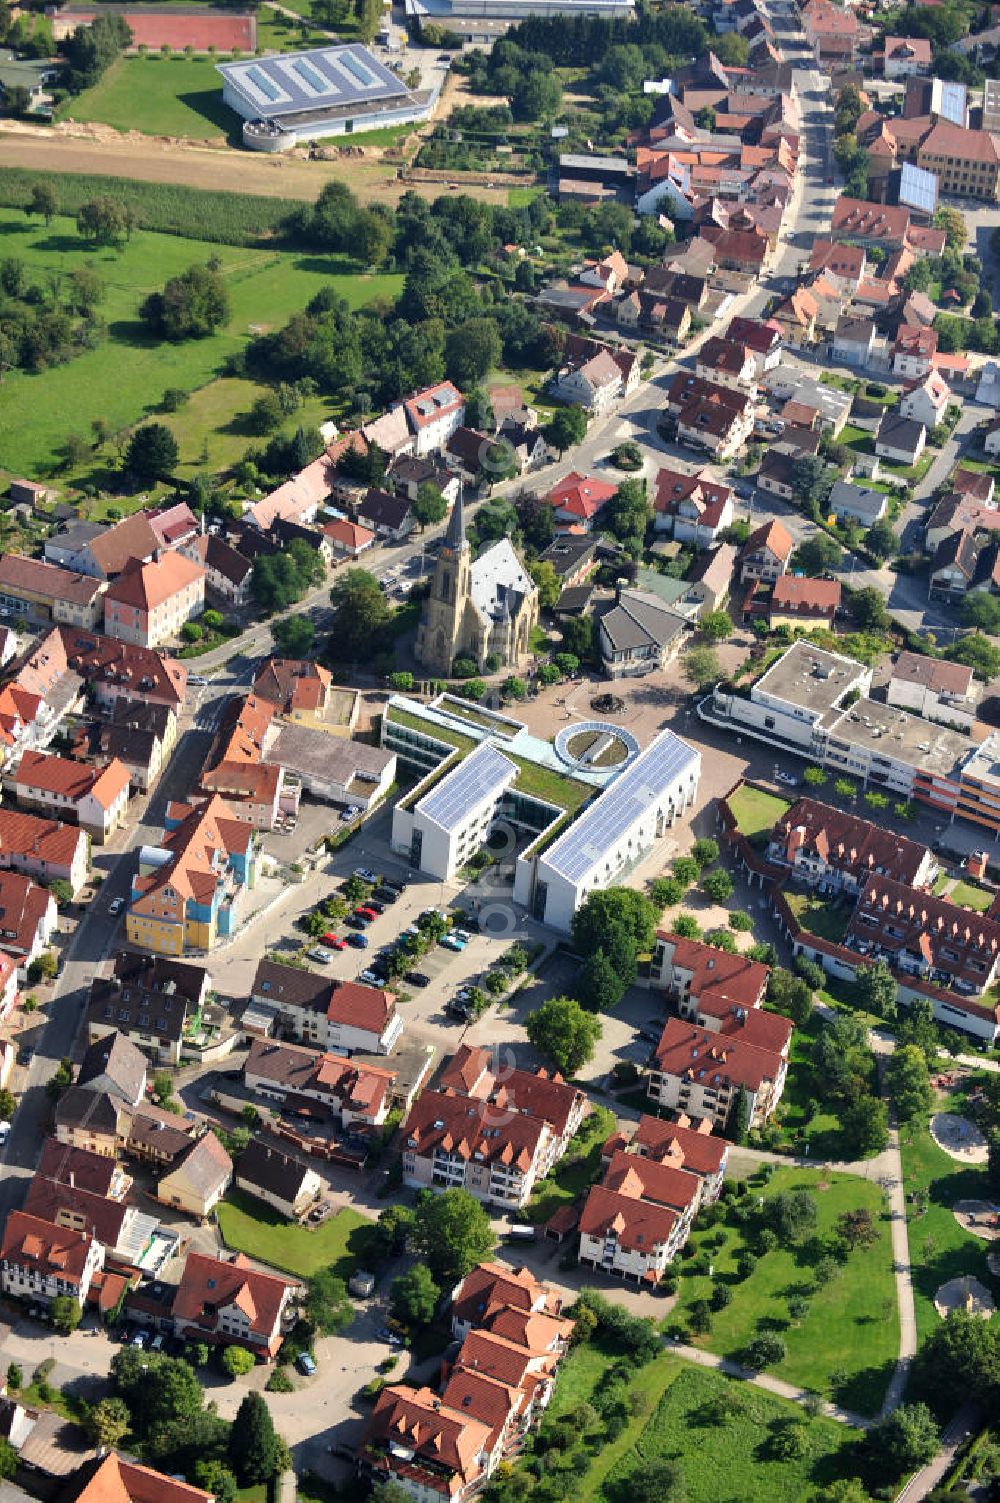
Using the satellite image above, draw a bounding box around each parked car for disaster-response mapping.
[109,896,124,916]
[347,914,370,929]
[374,887,399,904]
[348,933,369,949]
[441,934,466,952]
[0,1121,10,1146]
[356,906,378,921]
[359,969,381,985]
[308,948,332,964]
[775,770,799,787]
[353,867,380,884]
[322,933,347,950]
[367,900,386,915]
[452,928,473,943]
[297,1352,317,1376]
[405,970,431,987]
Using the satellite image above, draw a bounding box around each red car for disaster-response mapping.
[356,906,379,921]
[322,933,347,950]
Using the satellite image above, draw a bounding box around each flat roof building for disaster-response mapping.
[218,44,438,150]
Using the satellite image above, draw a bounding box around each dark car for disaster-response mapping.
[367,900,386,915]
[348,933,369,949]
[405,970,431,987]
[374,887,399,904]
[347,914,370,929]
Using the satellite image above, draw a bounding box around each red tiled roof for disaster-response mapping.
[327,979,396,1036]
[633,1114,728,1176]
[105,552,204,614]
[579,1183,678,1253]
[172,1251,294,1342]
[771,575,842,612]
[0,807,86,870]
[657,931,769,1010]
[0,1209,95,1285]
[741,517,793,562]
[653,1018,785,1092]
[547,472,618,521]
[67,1452,215,1503]
[602,1149,702,1213]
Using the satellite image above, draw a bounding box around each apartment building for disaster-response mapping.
[765,797,938,893]
[86,954,210,1067]
[403,382,466,458]
[847,875,1000,993]
[578,1149,703,1284]
[916,120,1000,201]
[242,1036,396,1129]
[0,807,90,894]
[104,553,206,650]
[653,466,735,546]
[605,1112,729,1205]
[0,554,105,629]
[0,1210,104,1308]
[250,959,403,1055]
[738,518,794,583]
[650,932,770,1015]
[886,652,978,731]
[14,749,131,843]
[647,1013,790,1127]
[171,1250,296,1357]
[127,795,257,955]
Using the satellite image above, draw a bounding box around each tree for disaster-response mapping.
[464,387,495,430]
[766,969,812,1026]
[228,1393,283,1485]
[445,317,501,387]
[866,1403,938,1479]
[247,391,283,435]
[682,644,721,690]
[222,1346,256,1378]
[191,1462,238,1503]
[544,405,588,456]
[699,609,733,643]
[961,590,1000,633]
[838,1207,877,1250]
[391,1263,440,1327]
[916,1310,1000,1406]
[572,888,657,963]
[27,181,57,225]
[50,1294,81,1334]
[791,453,834,512]
[865,519,898,561]
[576,949,626,1012]
[110,1350,205,1458]
[672,856,698,887]
[621,1459,686,1503]
[525,994,602,1077]
[729,1086,751,1145]
[529,559,561,609]
[701,867,734,902]
[273,616,315,658]
[125,424,179,486]
[744,1333,786,1369]
[946,632,1000,681]
[329,567,390,657]
[791,534,843,576]
[410,1188,496,1285]
[885,1044,932,1124]
[140,263,230,341]
[856,959,897,1021]
[813,1013,872,1103]
[841,1097,889,1156]
[934,206,967,252]
[850,586,891,632]
[0,1441,15,1483]
[305,1269,353,1334]
[511,68,562,121]
[85,1396,131,1449]
[766,1188,817,1244]
[76,196,129,248]
[691,838,719,869]
[650,877,684,908]
[63,11,131,89]
[412,483,448,531]
[673,913,700,940]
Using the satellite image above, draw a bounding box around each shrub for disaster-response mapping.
[265,1368,294,1392]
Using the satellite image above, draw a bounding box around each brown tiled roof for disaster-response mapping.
[37,1138,121,1198]
[24,1176,130,1251]
[85,515,160,578]
[326,979,396,1037]
[0,554,104,607]
[104,553,204,613]
[579,1183,678,1252]
[402,1089,546,1172]
[633,1114,728,1176]
[602,1149,702,1213]
[0,1210,95,1285]
[78,1030,146,1104]
[162,1132,232,1198]
[0,869,55,955]
[64,1451,214,1503]
[890,651,973,697]
[772,795,933,888]
[653,1018,785,1092]
[656,932,769,1010]
[0,808,86,871]
[771,576,842,612]
[172,1251,294,1339]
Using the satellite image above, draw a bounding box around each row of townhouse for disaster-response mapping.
[361,1262,574,1503]
[577,1110,729,1286]
[714,776,1000,1043]
[399,1044,589,1209]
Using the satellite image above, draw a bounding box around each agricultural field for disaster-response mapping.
[61,56,238,141]
[670,1167,898,1417]
[0,207,401,479]
[547,1348,859,1503]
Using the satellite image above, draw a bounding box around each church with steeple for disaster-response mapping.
[414,495,539,677]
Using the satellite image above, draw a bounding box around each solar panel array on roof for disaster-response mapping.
[540,730,698,883]
[417,743,518,833]
[219,43,406,121]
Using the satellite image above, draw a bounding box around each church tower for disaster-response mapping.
[415,493,471,676]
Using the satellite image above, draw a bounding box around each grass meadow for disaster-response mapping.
[0,207,401,477]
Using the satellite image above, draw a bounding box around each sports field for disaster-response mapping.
[0,207,401,476]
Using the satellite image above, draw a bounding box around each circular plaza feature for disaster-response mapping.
[555,720,640,773]
[953,1201,1000,1241]
[934,1275,995,1320]
[930,1113,989,1164]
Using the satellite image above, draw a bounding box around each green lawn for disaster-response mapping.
[946,879,994,914]
[898,1115,993,1343]
[525,1105,615,1224]
[509,754,593,812]
[783,890,852,945]
[216,1190,374,1279]
[672,1168,898,1417]
[0,208,400,478]
[549,1349,858,1503]
[161,377,337,479]
[62,56,237,140]
[727,784,791,840]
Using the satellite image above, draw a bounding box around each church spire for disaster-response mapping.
[443,490,466,553]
